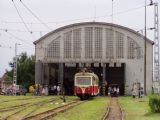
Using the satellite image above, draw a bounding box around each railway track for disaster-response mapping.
[102,97,124,120]
[0,96,41,103]
[22,100,83,120]
[0,98,59,120]
[0,97,54,112]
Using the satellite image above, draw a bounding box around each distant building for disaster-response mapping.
[34,22,153,95]
[0,73,12,93]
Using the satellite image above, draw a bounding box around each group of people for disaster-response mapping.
[29,84,63,96]
[49,85,61,95]
[29,84,61,96]
[29,84,46,96]
[132,82,144,99]
[107,85,119,97]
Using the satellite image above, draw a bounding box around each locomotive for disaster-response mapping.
[74,69,99,100]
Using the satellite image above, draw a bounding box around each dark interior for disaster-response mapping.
[106,63,125,95]
[48,63,125,95]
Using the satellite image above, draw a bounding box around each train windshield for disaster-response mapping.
[76,77,91,85]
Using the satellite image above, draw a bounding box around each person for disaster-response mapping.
[29,85,35,95]
[108,86,111,96]
[140,87,144,101]
[42,87,45,96]
[33,84,37,96]
[117,87,119,96]
[132,82,137,99]
[37,84,40,96]
[113,86,117,96]
[132,86,136,99]
[53,85,57,95]
[57,85,60,95]
[44,85,48,95]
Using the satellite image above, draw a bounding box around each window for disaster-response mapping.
[106,28,114,58]
[64,31,72,58]
[127,37,135,59]
[46,37,60,58]
[94,27,102,58]
[127,37,142,59]
[73,29,81,58]
[85,27,93,58]
[116,31,124,58]
[76,77,91,85]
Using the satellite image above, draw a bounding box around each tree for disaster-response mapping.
[6,52,35,89]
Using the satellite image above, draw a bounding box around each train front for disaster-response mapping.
[74,72,99,100]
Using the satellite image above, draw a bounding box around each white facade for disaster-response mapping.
[34,22,153,95]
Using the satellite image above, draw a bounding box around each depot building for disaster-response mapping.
[34,22,153,95]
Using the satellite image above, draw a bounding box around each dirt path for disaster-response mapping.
[105,97,122,120]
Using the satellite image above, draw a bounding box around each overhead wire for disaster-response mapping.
[1,20,57,25]
[20,0,52,31]
[12,0,36,40]
[0,28,49,33]
[114,5,145,16]
[0,45,13,49]
[4,30,34,46]
[1,0,150,50]
[1,3,145,26]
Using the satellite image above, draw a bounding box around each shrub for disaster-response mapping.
[149,95,160,113]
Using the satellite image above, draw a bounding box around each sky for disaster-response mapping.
[0,0,159,77]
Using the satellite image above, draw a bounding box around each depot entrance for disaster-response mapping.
[106,63,125,95]
[48,63,125,95]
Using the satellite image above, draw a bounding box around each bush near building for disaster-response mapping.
[149,95,160,113]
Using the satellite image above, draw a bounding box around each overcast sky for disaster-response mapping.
[0,0,159,77]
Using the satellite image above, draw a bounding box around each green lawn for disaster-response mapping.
[48,97,109,120]
[119,96,160,120]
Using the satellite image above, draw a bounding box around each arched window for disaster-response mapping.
[127,37,142,59]
[46,36,60,58]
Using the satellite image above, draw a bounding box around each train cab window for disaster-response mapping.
[76,77,91,85]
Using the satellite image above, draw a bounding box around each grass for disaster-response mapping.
[0,96,54,108]
[48,96,109,120]
[2,95,160,120]
[119,96,160,120]
[0,95,78,120]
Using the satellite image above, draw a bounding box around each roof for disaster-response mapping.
[75,72,99,81]
[34,22,154,44]
[0,73,8,82]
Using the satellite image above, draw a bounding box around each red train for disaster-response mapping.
[74,71,99,100]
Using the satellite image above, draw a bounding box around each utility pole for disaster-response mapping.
[153,2,160,91]
[144,0,154,95]
[144,0,147,95]
[13,43,20,95]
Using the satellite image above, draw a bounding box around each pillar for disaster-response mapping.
[102,63,107,96]
[35,60,43,84]
[44,63,49,85]
[58,63,64,94]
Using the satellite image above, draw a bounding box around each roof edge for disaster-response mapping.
[34,22,154,44]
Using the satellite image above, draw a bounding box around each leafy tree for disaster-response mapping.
[6,52,35,89]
